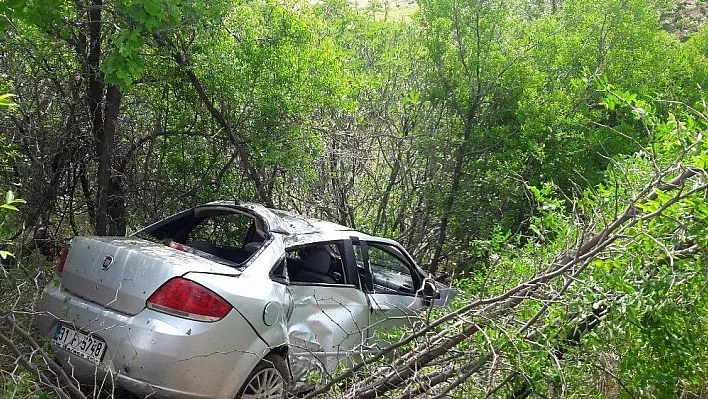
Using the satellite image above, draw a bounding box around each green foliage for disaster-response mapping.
[0,0,70,34]
[510,96,707,397]
[0,190,25,260]
[0,94,16,109]
[0,94,18,173]
[582,98,707,396]
[0,94,23,259]
[1,370,56,398]
[103,0,234,89]
[419,90,708,398]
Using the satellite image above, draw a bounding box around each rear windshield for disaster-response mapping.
[135,207,267,269]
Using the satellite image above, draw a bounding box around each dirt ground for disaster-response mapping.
[351,0,416,6]
[348,0,707,29]
[662,0,708,39]
[348,0,418,15]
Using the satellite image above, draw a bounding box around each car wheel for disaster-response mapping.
[237,354,288,399]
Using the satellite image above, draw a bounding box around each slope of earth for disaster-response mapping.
[662,0,708,39]
[346,0,707,35]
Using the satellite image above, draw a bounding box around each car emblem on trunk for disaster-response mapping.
[101,256,114,270]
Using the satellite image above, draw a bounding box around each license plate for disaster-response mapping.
[52,323,107,364]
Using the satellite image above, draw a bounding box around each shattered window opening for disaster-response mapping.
[287,242,348,285]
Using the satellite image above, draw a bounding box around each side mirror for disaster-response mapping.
[423,280,441,300]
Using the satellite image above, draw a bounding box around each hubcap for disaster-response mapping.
[241,367,284,399]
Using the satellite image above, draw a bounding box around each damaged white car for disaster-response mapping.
[39,201,454,398]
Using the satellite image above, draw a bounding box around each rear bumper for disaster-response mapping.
[39,282,267,399]
[51,351,215,398]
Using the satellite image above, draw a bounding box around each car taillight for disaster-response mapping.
[57,244,70,275]
[146,277,232,322]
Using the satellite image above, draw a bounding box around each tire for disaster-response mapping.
[237,354,289,399]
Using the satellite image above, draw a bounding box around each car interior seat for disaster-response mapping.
[293,246,335,284]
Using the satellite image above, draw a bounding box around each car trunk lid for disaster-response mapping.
[60,236,240,315]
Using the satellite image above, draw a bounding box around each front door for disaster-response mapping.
[285,240,370,380]
[355,240,428,341]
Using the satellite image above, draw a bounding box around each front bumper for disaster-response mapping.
[39,282,267,398]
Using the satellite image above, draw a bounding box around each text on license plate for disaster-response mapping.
[52,323,106,364]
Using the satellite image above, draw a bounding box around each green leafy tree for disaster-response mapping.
[0,93,23,260]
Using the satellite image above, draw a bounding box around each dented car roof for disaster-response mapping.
[205,200,375,245]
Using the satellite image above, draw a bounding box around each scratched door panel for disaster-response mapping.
[287,284,369,378]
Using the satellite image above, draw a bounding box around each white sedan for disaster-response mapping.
[39,201,452,398]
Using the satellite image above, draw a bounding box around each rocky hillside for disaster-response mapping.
[349,0,707,39]
[662,0,708,39]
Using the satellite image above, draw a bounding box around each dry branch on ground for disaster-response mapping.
[305,163,707,398]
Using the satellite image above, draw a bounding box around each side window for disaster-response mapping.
[353,244,364,267]
[351,243,372,292]
[286,243,346,285]
[367,244,416,294]
[270,258,288,284]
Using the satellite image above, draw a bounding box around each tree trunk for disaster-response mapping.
[85,1,126,236]
[375,155,402,234]
[85,0,108,236]
[428,140,466,275]
[104,84,125,236]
